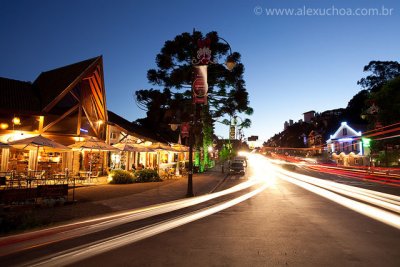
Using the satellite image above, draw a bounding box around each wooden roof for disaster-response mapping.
[107,110,161,143]
[0,77,41,114]
[0,56,101,114]
[33,56,100,112]
[0,56,108,139]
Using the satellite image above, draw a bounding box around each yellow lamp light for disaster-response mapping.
[12,117,21,125]
[0,123,9,130]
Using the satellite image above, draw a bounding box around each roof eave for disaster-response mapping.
[42,56,102,113]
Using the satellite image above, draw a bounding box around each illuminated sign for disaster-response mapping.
[362,137,371,147]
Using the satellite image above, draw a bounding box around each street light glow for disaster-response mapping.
[12,117,21,125]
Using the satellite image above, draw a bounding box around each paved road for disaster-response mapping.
[2,155,399,266]
[75,160,399,267]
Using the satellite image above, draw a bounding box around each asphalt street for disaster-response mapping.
[1,155,399,267]
[72,169,399,267]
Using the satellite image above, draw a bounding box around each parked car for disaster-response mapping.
[233,156,247,167]
[229,161,245,175]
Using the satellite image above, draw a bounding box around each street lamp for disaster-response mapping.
[218,36,236,71]
[186,30,236,197]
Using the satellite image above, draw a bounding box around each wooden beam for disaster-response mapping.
[97,62,108,124]
[42,104,79,133]
[77,104,82,136]
[70,91,80,102]
[43,57,101,113]
[81,105,99,137]
[94,70,105,104]
[88,77,105,119]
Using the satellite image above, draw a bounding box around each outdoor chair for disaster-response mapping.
[90,171,100,183]
[35,170,46,186]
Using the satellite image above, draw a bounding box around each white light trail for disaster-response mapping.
[0,180,263,256]
[272,164,400,229]
[27,182,270,267]
[278,168,400,213]
[0,156,269,256]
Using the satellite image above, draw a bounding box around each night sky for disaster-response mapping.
[1,0,399,143]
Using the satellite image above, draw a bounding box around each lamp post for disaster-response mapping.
[183,30,236,197]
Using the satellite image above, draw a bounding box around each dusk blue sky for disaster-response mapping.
[1,0,399,143]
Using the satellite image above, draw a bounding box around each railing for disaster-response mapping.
[0,171,82,189]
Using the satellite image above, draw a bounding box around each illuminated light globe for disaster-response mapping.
[225,57,236,71]
[12,117,21,125]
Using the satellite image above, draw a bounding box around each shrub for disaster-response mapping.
[134,169,161,183]
[109,170,135,184]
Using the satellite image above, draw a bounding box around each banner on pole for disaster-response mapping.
[192,65,208,104]
[181,122,190,138]
[229,125,236,140]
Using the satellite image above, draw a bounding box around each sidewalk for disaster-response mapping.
[1,167,227,235]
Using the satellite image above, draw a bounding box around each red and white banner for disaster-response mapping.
[180,122,190,138]
[192,65,208,104]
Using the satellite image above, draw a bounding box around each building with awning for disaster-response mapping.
[0,56,188,176]
[0,56,111,174]
[107,111,188,172]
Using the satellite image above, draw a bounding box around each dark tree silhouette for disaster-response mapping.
[134,30,253,170]
[357,61,400,92]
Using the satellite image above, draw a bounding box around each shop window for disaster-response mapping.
[335,143,340,152]
[352,141,357,151]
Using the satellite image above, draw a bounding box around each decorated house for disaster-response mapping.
[326,122,369,166]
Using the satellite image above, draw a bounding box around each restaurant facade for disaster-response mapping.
[0,56,187,178]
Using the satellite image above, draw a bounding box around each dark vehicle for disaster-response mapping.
[234,156,247,167]
[229,161,245,175]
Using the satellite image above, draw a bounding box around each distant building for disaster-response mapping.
[308,130,323,155]
[321,108,344,118]
[303,110,315,123]
[284,121,289,130]
[284,120,294,130]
